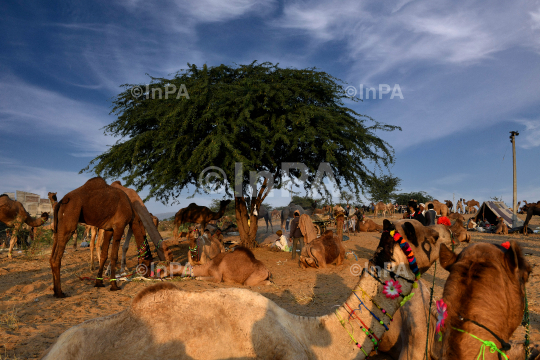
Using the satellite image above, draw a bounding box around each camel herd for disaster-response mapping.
[1,180,539,359]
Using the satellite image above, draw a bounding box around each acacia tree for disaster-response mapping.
[367,175,401,203]
[83,62,400,247]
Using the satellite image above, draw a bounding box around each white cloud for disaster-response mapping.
[516,119,540,149]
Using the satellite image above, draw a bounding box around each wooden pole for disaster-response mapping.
[510,131,519,228]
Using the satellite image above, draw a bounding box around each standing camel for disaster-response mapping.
[50,177,153,298]
[41,219,448,359]
[522,201,540,235]
[455,199,464,214]
[258,205,273,233]
[444,200,453,212]
[425,200,449,217]
[0,194,48,258]
[464,199,480,214]
[375,201,387,217]
[173,200,231,240]
[48,192,79,248]
[386,203,394,218]
[271,209,280,220]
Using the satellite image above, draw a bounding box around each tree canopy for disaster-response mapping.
[83,61,400,246]
[393,191,433,205]
[366,175,401,203]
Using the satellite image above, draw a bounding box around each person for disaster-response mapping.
[274,230,289,251]
[347,205,356,230]
[425,203,437,226]
[289,210,304,259]
[409,202,426,225]
[419,203,426,216]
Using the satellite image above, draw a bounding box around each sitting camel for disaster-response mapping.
[449,218,471,243]
[187,229,224,266]
[355,218,383,232]
[379,241,535,359]
[447,212,465,222]
[299,230,345,269]
[165,246,271,286]
[41,219,449,360]
[173,200,231,240]
[50,177,154,298]
[522,201,540,235]
[495,217,509,235]
[0,194,48,258]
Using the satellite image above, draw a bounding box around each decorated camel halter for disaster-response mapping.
[137,236,152,261]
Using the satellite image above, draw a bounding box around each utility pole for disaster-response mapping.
[510,131,519,227]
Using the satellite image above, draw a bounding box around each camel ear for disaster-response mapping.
[402,222,419,247]
[440,244,458,271]
[504,241,532,283]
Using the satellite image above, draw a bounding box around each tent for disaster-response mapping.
[473,201,524,228]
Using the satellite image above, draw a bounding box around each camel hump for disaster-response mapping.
[0,194,8,199]
[232,246,257,260]
[81,177,109,191]
[131,283,179,308]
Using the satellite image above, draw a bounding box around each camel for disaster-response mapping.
[173,200,231,240]
[522,201,540,235]
[444,199,453,212]
[280,203,305,230]
[187,229,224,266]
[467,218,477,230]
[355,219,383,232]
[464,198,480,214]
[495,217,509,235]
[50,177,154,298]
[48,192,80,248]
[425,200,449,217]
[271,209,280,220]
[0,194,48,258]
[322,205,331,214]
[456,198,464,214]
[299,229,345,269]
[375,201,387,217]
[386,203,394,217]
[449,218,471,243]
[447,212,465,222]
[258,205,273,233]
[164,246,271,286]
[41,218,450,360]
[379,241,534,360]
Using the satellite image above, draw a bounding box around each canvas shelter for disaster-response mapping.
[473,201,524,228]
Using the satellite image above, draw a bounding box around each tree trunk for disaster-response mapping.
[336,214,344,242]
[235,196,259,248]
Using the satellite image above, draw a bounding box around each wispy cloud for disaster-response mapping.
[515,119,540,149]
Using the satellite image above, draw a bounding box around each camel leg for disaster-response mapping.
[7,231,19,259]
[71,228,78,249]
[269,216,273,232]
[50,222,77,298]
[89,227,97,270]
[243,270,271,286]
[107,228,124,291]
[120,227,133,274]
[95,230,113,288]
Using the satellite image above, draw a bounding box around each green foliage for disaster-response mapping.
[366,175,401,203]
[490,196,503,202]
[339,191,355,205]
[393,191,433,205]
[209,199,236,216]
[83,61,400,202]
[290,195,321,209]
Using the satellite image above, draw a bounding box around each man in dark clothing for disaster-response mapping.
[289,210,304,259]
[409,202,427,225]
[425,203,437,226]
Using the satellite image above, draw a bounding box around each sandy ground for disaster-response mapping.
[0,214,539,359]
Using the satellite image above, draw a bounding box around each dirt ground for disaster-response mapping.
[0,214,539,359]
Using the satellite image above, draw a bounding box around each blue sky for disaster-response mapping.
[1,0,539,214]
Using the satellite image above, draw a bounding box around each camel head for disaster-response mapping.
[48,192,57,202]
[373,219,444,276]
[438,241,532,358]
[40,212,49,222]
[448,218,471,243]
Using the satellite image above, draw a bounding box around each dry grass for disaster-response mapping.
[0,307,19,331]
[291,288,316,305]
[0,347,21,360]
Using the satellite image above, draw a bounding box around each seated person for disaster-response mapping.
[274,230,290,251]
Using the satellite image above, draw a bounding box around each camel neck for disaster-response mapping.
[295,269,415,359]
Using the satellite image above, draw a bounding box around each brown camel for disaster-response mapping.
[187,229,224,266]
[271,209,280,219]
[173,200,231,240]
[48,192,80,248]
[435,241,532,359]
[375,201,387,217]
[386,202,394,217]
[449,218,471,243]
[379,241,535,360]
[464,198,480,214]
[299,229,345,269]
[522,201,540,235]
[41,218,446,360]
[495,217,509,235]
[50,177,153,298]
[444,199,453,211]
[0,194,48,258]
[165,246,271,286]
[425,200,449,217]
[447,212,465,222]
[355,219,383,232]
